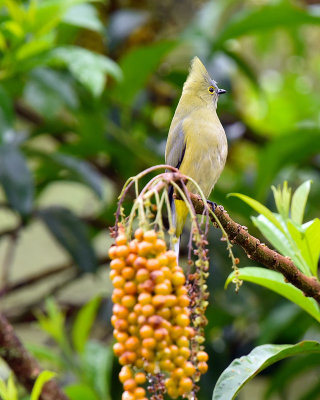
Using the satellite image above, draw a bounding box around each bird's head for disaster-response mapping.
[183,57,226,108]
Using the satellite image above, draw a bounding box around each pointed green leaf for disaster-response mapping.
[31,371,56,400]
[38,207,97,273]
[212,341,320,400]
[72,296,101,354]
[225,267,320,322]
[7,374,18,400]
[291,180,312,225]
[287,221,313,276]
[65,384,99,400]
[304,218,320,277]
[228,193,284,232]
[0,143,34,215]
[62,4,104,32]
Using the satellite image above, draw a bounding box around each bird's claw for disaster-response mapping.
[207,200,217,212]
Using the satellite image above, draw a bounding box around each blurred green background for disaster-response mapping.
[0,0,320,399]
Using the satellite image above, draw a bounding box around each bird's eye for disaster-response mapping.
[208,86,214,94]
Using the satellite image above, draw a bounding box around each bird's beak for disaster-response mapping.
[218,88,227,95]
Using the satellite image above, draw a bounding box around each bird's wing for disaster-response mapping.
[165,121,186,169]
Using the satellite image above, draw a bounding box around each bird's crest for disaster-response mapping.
[184,56,216,91]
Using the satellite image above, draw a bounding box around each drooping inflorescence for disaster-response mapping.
[108,166,232,399]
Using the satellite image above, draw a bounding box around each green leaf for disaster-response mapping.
[228,193,284,232]
[214,3,320,47]
[255,128,320,201]
[0,143,34,215]
[112,41,175,106]
[0,85,14,132]
[50,153,103,198]
[252,215,294,260]
[65,384,99,400]
[62,4,104,32]
[81,341,113,400]
[72,296,101,354]
[291,180,312,225]
[38,207,97,273]
[7,374,18,400]
[31,371,56,400]
[27,343,66,369]
[48,46,122,97]
[225,267,320,322]
[212,341,320,400]
[303,218,320,277]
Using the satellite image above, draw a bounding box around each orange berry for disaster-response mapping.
[116,234,127,246]
[143,230,157,243]
[176,286,188,296]
[162,266,172,279]
[112,275,125,288]
[128,312,137,325]
[125,336,139,351]
[137,315,147,326]
[119,366,132,383]
[136,268,149,282]
[135,372,146,385]
[176,314,190,327]
[198,361,208,374]
[157,307,171,320]
[113,342,125,356]
[133,256,147,269]
[112,288,124,303]
[125,253,137,266]
[184,361,196,376]
[123,378,136,391]
[115,319,128,332]
[179,347,191,359]
[119,351,136,365]
[113,304,129,318]
[179,377,193,392]
[172,367,184,379]
[142,304,155,317]
[134,387,146,399]
[185,326,195,338]
[110,258,125,271]
[157,340,168,350]
[150,270,165,283]
[159,347,171,359]
[197,351,209,362]
[167,387,179,399]
[122,267,135,280]
[178,294,190,307]
[157,254,168,266]
[160,359,174,371]
[109,269,118,281]
[172,306,182,316]
[152,294,166,308]
[138,241,153,257]
[141,347,154,360]
[146,258,160,271]
[121,295,136,308]
[154,238,166,253]
[155,283,171,295]
[128,240,138,253]
[122,391,135,400]
[172,271,185,286]
[124,281,137,295]
[138,292,152,305]
[140,325,154,338]
[171,326,184,340]
[154,327,168,341]
[117,245,130,258]
[148,315,163,328]
[108,246,118,259]
[165,377,175,389]
[135,358,144,369]
[133,303,142,314]
[134,228,144,241]
[111,315,117,327]
[144,361,156,374]
[177,336,189,348]
[142,337,156,349]
[165,294,177,307]
[169,345,179,358]
[114,331,128,343]
[166,250,177,265]
[174,355,186,367]
[129,325,139,336]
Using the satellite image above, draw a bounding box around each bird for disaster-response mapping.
[165,56,228,256]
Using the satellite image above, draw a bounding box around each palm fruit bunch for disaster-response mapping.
[109,225,209,399]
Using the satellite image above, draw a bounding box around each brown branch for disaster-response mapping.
[188,192,320,304]
[0,313,69,400]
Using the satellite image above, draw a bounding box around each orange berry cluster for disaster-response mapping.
[109,226,208,399]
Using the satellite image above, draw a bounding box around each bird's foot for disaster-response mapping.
[207,200,217,213]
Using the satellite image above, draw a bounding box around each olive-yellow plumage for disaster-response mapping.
[165,57,227,241]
